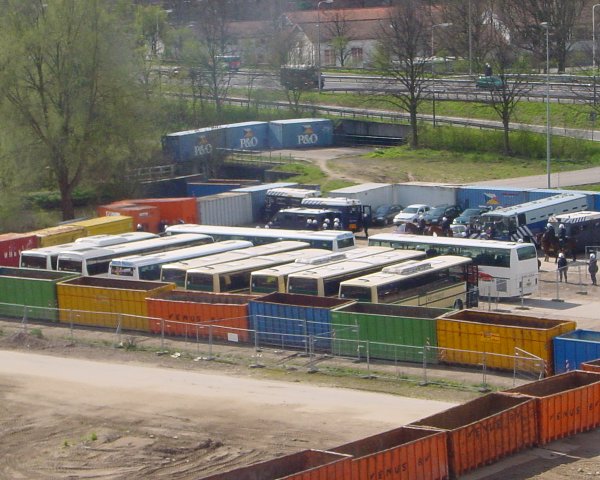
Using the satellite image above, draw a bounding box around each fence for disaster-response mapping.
[0,302,544,391]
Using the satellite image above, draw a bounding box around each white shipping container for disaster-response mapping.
[197,192,253,226]
[328,183,393,210]
[393,182,459,208]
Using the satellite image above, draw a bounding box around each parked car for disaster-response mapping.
[475,75,505,90]
[372,204,403,226]
[393,204,431,225]
[450,224,469,238]
[453,207,491,226]
[422,204,463,225]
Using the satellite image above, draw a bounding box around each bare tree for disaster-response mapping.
[500,0,584,73]
[325,11,353,67]
[374,0,431,148]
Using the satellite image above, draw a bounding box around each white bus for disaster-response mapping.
[165,224,356,251]
[339,255,478,309]
[56,233,213,276]
[185,249,330,293]
[159,241,310,287]
[107,240,254,281]
[249,246,395,294]
[367,233,539,298]
[286,250,427,297]
[19,231,157,270]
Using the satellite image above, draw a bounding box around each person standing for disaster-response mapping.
[363,213,370,239]
[557,252,568,282]
[589,253,598,286]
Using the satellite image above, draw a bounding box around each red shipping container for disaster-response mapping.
[504,370,600,445]
[0,233,38,267]
[147,291,258,342]
[97,203,161,233]
[582,359,600,373]
[330,426,449,480]
[131,197,198,226]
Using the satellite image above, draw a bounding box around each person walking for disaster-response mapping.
[557,252,568,282]
[589,253,598,286]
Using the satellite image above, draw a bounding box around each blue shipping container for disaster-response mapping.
[248,293,354,349]
[232,182,298,222]
[225,121,269,151]
[140,174,205,198]
[457,186,531,210]
[162,127,225,163]
[187,183,244,198]
[268,119,333,149]
[554,329,600,374]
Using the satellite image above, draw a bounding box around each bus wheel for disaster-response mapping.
[453,299,464,310]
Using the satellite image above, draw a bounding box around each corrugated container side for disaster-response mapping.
[457,186,531,210]
[32,225,86,247]
[582,359,600,373]
[330,426,449,480]
[437,310,576,373]
[130,198,198,225]
[224,121,269,151]
[268,119,333,149]
[232,182,298,222]
[162,127,225,163]
[97,204,161,233]
[198,449,352,480]
[393,183,458,210]
[197,192,253,226]
[69,216,134,236]
[0,233,38,267]
[554,330,600,374]
[57,277,175,331]
[504,371,600,444]
[329,183,394,210]
[330,303,442,363]
[147,291,256,342]
[409,393,537,477]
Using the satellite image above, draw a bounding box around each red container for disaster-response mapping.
[330,426,448,480]
[97,203,161,233]
[198,449,352,480]
[409,393,537,477]
[131,197,198,226]
[0,233,38,267]
[147,291,258,342]
[582,359,600,373]
[504,370,600,445]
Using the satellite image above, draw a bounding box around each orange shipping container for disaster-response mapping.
[198,449,352,480]
[330,426,448,480]
[582,359,600,373]
[131,197,198,226]
[503,370,600,445]
[97,203,161,233]
[409,393,537,478]
[147,291,257,342]
[57,276,175,331]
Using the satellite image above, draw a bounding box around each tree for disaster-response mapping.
[0,0,152,220]
[325,11,353,67]
[374,0,431,148]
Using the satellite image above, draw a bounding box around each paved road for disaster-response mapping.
[471,166,600,188]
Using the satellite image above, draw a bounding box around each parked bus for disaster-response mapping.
[250,246,394,294]
[185,249,330,293]
[159,241,309,287]
[478,193,588,242]
[301,197,371,232]
[287,250,426,297]
[548,211,600,253]
[367,233,539,298]
[56,233,213,276]
[107,240,254,281]
[165,224,356,251]
[339,255,478,309]
[263,187,321,221]
[19,232,157,270]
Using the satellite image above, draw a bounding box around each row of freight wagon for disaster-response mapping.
[202,369,600,479]
[0,265,585,376]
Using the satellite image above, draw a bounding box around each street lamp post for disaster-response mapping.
[317,0,333,93]
[541,22,551,189]
[468,0,472,76]
[594,4,600,71]
[431,23,452,127]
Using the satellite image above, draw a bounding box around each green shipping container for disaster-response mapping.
[0,267,79,321]
[330,303,446,363]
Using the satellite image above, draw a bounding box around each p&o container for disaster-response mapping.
[330,303,444,363]
[457,186,531,210]
[162,126,225,163]
[249,292,354,349]
[57,276,175,331]
[68,215,133,236]
[224,121,268,151]
[198,449,352,480]
[553,329,600,374]
[31,224,86,247]
[147,291,256,342]
[196,191,253,226]
[268,118,333,149]
[437,310,576,373]
[503,370,600,445]
[330,426,449,480]
[409,393,537,477]
[0,267,78,321]
[0,233,38,267]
